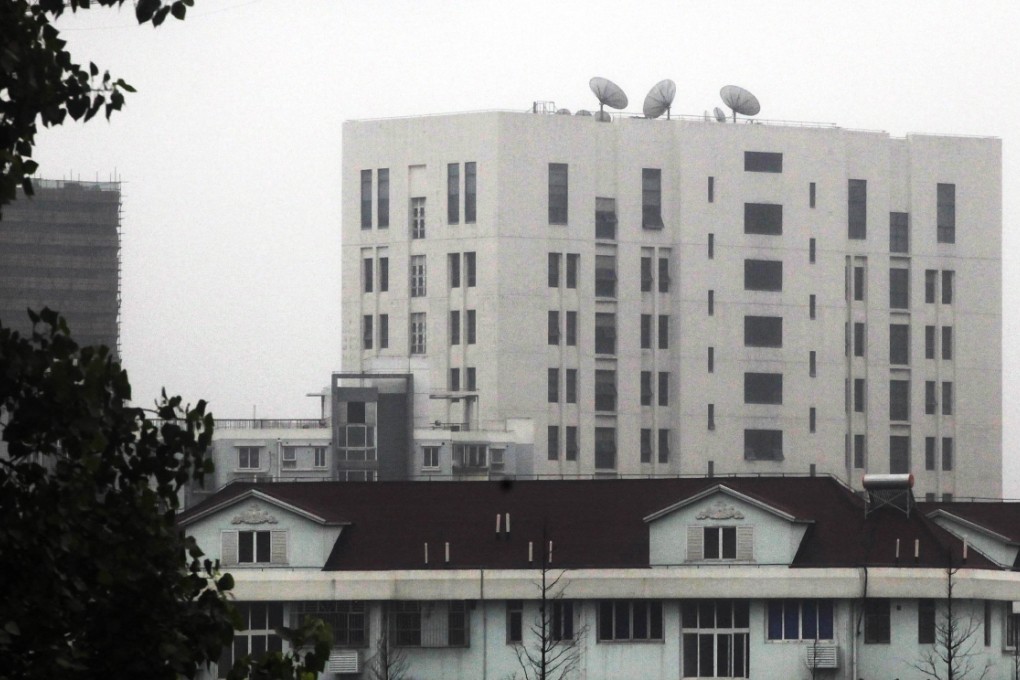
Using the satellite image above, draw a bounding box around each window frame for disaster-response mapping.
[548,163,568,225]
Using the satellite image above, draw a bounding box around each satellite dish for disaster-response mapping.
[575,109,592,117]
[720,85,760,122]
[642,79,676,119]
[589,77,629,120]
[593,110,612,122]
[714,107,727,123]
[556,108,571,115]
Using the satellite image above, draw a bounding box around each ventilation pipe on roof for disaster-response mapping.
[496,514,501,535]
[505,513,510,536]
[895,539,900,562]
[445,542,450,564]
[424,542,429,565]
[528,541,533,563]
[963,537,968,563]
[914,539,920,563]
[548,540,554,564]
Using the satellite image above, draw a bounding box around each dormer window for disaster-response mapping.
[687,524,753,562]
[704,526,737,559]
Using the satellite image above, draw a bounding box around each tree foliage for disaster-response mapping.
[910,566,993,680]
[0,0,193,211]
[0,310,330,680]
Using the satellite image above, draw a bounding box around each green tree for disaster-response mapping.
[0,0,192,210]
[0,310,330,680]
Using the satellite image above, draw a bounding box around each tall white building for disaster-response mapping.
[341,110,1001,498]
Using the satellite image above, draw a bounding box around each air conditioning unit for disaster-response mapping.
[327,650,361,674]
[805,643,839,669]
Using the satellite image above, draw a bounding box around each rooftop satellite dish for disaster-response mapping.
[575,109,592,117]
[720,85,760,122]
[593,110,612,122]
[642,79,676,119]
[714,107,727,123]
[556,108,572,115]
[589,77,628,122]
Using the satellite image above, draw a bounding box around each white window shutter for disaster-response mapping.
[736,526,754,561]
[221,531,238,566]
[270,530,288,565]
[686,526,704,561]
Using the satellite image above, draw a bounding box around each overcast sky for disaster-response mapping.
[31,0,1019,496]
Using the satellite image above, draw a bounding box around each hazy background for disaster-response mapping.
[28,0,1019,495]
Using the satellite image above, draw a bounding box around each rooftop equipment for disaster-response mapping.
[720,84,761,122]
[642,79,677,119]
[589,77,628,122]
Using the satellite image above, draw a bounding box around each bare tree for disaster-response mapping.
[910,565,993,680]
[366,608,409,680]
[508,538,586,680]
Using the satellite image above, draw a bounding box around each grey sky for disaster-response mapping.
[31,0,1019,495]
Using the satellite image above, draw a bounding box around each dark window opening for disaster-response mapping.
[744,151,783,173]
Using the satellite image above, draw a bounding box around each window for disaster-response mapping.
[363,257,373,293]
[548,163,568,224]
[942,382,953,416]
[314,447,327,468]
[640,371,653,407]
[809,237,816,263]
[854,265,865,301]
[744,203,783,235]
[548,311,560,345]
[598,601,663,641]
[1006,605,1020,650]
[865,600,890,644]
[640,314,652,349]
[594,427,616,469]
[744,429,783,461]
[466,310,476,344]
[238,530,275,564]
[465,252,476,287]
[889,268,909,309]
[941,326,952,360]
[447,163,459,224]
[388,601,467,648]
[708,233,714,259]
[926,437,936,470]
[809,181,816,208]
[464,162,476,223]
[658,315,669,350]
[565,369,577,404]
[890,212,909,253]
[925,325,936,359]
[377,168,389,228]
[466,367,477,392]
[657,429,669,464]
[854,434,866,469]
[566,253,578,288]
[809,350,816,377]
[410,255,426,297]
[744,372,782,405]
[595,197,617,239]
[743,259,782,291]
[641,256,653,292]
[744,151,783,173]
[925,269,937,303]
[708,347,715,373]
[595,313,616,355]
[450,310,460,345]
[565,311,577,346]
[809,294,816,319]
[640,428,652,463]
[708,404,715,431]
[937,183,955,243]
[238,446,260,469]
[854,322,866,357]
[890,380,909,420]
[941,270,953,304]
[548,253,560,287]
[744,316,782,348]
[942,437,953,471]
[547,368,559,403]
[854,378,866,413]
[708,176,715,203]
[450,253,461,288]
[681,600,750,679]
[708,289,714,315]
[410,196,426,239]
[595,370,616,412]
[767,600,834,641]
[890,436,910,474]
[595,255,616,297]
[360,170,373,229]
[421,446,439,469]
[362,315,373,349]
[658,372,669,407]
[507,600,523,643]
[217,603,284,677]
[890,324,909,365]
[409,313,426,354]
[294,601,367,648]
[547,426,565,464]
[809,407,816,433]
[848,179,867,239]
[925,381,937,415]
[453,444,487,470]
[703,526,742,560]
[642,168,663,229]
[379,256,388,292]
[449,368,460,392]
[566,426,578,461]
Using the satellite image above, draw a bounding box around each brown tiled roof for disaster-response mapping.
[920,501,1020,544]
[179,476,998,571]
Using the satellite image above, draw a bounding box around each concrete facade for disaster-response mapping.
[341,111,1002,497]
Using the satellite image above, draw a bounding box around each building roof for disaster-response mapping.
[180,476,1000,572]
[920,501,1020,545]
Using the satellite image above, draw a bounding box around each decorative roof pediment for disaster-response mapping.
[695,500,745,521]
[231,503,280,525]
[643,484,811,525]
[178,488,347,528]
